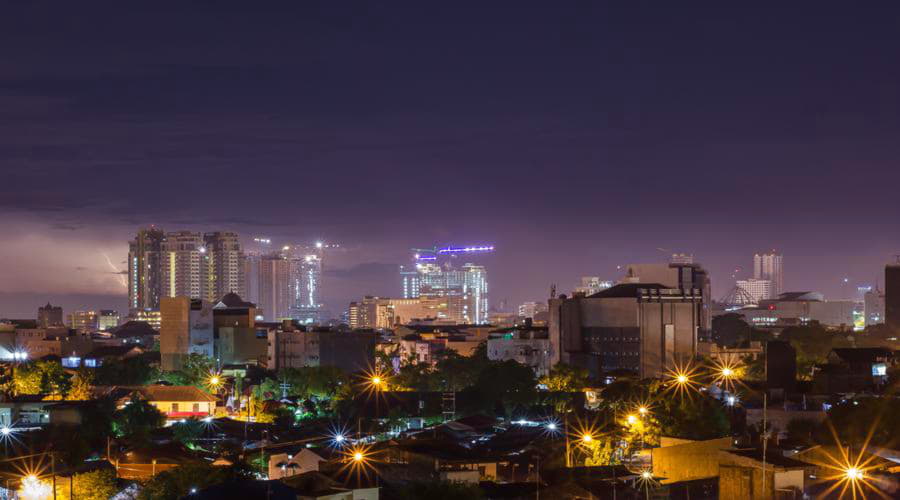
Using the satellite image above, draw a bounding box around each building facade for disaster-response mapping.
[258,253,292,321]
[202,232,245,302]
[68,310,98,332]
[864,286,885,327]
[736,278,773,304]
[37,303,63,328]
[886,262,900,333]
[289,252,323,324]
[549,283,702,380]
[128,227,165,313]
[754,252,784,298]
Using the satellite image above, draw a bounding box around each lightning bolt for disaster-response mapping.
[101,251,127,287]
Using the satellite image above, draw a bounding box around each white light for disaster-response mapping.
[1,427,10,435]
[315,241,323,248]
[334,434,345,443]
[546,423,557,431]
[199,247,206,254]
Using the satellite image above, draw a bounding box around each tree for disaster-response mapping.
[137,463,238,500]
[113,396,165,440]
[819,398,900,448]
[657,395,730,441]
[12,363,44,395]
[390,480,487,500]
[67,370,94,400]
[471,360,537,417]
[54,468,118,500]
[539,363,590,392]
[173,418,204,448]
[95,355,157,386]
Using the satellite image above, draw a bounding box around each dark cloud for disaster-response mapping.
[2,2,900,314]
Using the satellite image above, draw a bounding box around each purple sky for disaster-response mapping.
[2,2,900,318]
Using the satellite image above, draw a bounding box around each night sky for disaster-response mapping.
[3,2,900,318]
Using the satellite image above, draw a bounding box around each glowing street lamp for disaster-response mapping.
[626,414,638,425]
[581,433,593,444]
[845,467,863,481]
[638,406,648,415]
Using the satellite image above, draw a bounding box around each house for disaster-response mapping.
[814,348,894,393]
[268,447,327,480]
[282,471,380,500]
[98,385,217,420]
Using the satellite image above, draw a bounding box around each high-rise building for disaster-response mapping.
[258,253,292,321]
[202,232,245,302]
[885,262,900,332]
[159,231,203,299]
[128,227,165,312]
[864,286,885,327]
[754,251,784,298]
[37,302,63,328]
[399,245,492,324]
[290,252,323,324]
[518,301,548,319]
[243,252,262,306]
[735,278,773,304]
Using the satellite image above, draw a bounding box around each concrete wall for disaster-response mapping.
[160,297,190,371]
[651,437,732,484]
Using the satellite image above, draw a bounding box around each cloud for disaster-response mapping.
[324,262,398,280]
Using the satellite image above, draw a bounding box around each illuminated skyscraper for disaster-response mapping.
[754,251,784,298]
[258,252,291,321]
[128,227,165,313]
[202,231,245,302]
[159,231,203,299]
[886,262,900,332]
[290,252,323,324]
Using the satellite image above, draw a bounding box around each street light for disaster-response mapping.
[638,406,648,415]
[845,467,863,481]
[626,414,638,425]
[581,433,593,444]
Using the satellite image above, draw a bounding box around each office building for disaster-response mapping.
[67,310,98,332]
[201,232,245,302]
[257,253,292,321]
[348,296,441,330]
[735,278,773,304]
[160,297,214,371]
[754,252,784,298]
[406,262,489,324]
[242,252,262,306]
[159,231,203,300]
[130,309,161,329]
[518,301,548,320]
[887,262,900,333]
[864,286,885,327]
[128,227,165,312]
[267,322,378,373]
[739,292,855,329]
[574,277,613,296]
[621,261,712,339]
[670,253,694,264]
[289,252,323,324]
[549,283,703,379]
[37,303,63,328]
[213,293,264,365]
[97,310,120,331]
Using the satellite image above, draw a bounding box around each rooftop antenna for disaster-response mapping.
[550,284,557,299]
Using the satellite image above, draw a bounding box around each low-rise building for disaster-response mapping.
[487,323,554,377]
[99,385,217,421]
[267,322,378,373]
[813,348,894,393]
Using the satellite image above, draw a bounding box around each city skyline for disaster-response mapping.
[3,3,900,316]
